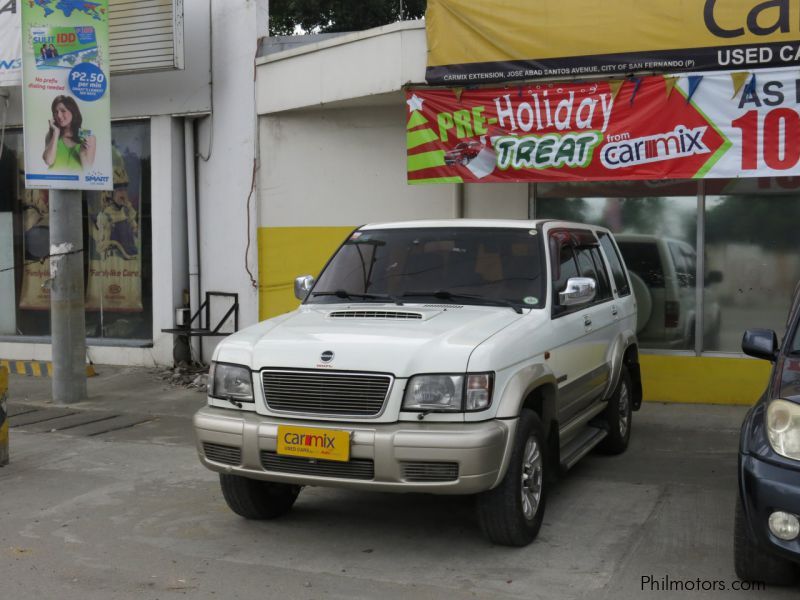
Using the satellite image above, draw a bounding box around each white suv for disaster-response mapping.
[194,220,641,546]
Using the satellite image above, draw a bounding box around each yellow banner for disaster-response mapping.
[426,0,800,83]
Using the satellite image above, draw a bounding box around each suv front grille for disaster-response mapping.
[203,443,242,466]
[260,451,374,480]
[261,370,392,416]
[401,461,459,482]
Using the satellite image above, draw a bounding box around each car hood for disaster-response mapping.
[214,304,526,376]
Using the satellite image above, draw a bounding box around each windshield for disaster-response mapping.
[308,227,545,309]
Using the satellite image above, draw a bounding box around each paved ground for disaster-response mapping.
[1,367,799,599]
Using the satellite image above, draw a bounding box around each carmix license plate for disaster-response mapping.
[276,425,351,462]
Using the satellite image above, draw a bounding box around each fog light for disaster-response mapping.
[768,511,800,541]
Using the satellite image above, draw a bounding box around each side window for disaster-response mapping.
[575,246,612,303]
[589,247,613,301]
[552,244,579,314]
[598,233,631,296]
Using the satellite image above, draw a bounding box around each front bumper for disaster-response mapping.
[740,453,800,564]
[194,407,515,494]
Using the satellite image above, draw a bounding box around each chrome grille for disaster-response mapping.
[423,304,463,309]
[329,310,422,320]
[262,370,392,416]
[401,461,459,482]
[260,451,374,480]
[203,443,242,466]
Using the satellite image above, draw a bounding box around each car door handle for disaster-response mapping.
[584,315,592,327]
[611,305,618,316]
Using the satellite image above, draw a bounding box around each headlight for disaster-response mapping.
[402,373,493,412]
[209,362,254,404]
[766,399,800,460]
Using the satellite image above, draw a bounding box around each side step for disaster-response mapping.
[559,426,607,471]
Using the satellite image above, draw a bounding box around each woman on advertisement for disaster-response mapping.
[42,95,96,171]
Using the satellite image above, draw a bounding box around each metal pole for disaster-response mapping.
[49,190,87,404]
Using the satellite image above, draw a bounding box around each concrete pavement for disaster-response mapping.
[1,367,798,599]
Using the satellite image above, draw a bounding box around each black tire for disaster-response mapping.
[597,366,633,455]
[219,474,301,520]
[476,410,547,547]
[734,495,798,585]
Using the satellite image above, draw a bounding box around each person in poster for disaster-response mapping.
[42,94,96,171]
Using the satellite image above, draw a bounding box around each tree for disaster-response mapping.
[269,0,426,36]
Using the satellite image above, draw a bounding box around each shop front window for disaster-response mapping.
[705,180,800,352]
[0,121,151,343]
[536,181,699,351]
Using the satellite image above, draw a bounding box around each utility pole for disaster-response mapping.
[49,190,87,404]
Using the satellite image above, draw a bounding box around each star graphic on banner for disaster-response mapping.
[406,94,424,113]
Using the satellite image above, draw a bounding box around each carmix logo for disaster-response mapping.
[600,126,710,170]
[283,431,337,449]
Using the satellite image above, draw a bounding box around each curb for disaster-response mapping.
[0,360,97,378]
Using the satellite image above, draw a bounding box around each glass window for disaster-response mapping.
[704,188,800,352]
[0,122,151,342]
[578,246,611,302]
[551,243,579,314]
[598,232,631,297]
[536,182,698,350]
[309,227,545,310]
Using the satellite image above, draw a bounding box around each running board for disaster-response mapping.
[559,426,607,471]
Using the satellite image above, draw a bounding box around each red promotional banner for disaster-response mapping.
[406,75,732,184]
[408,69,800,184]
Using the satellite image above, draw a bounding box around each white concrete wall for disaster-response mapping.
[195,0,267,362]
[259,104,457,227]
[257,21,426,114]
[464,183,529,219]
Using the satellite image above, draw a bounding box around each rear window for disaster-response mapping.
[598,233,630,297]
[616,241,664,288]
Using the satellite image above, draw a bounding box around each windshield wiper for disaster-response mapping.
[401,290,523,314]
[311,289,404,305]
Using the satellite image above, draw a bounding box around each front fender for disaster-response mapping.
[494,362,558,419]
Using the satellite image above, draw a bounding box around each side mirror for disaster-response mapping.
[742,328,779,362]
[705,270,723,285]
[294,275,315,301]
[559,277,597,307]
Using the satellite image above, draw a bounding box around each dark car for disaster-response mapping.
[735,292,800,585]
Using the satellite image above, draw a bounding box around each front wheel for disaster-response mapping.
[219,474,301,520]
[476,410,547,547]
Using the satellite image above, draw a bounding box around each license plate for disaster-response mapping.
[276,425,351,462]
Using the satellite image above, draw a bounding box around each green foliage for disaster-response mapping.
[269,0,426,36]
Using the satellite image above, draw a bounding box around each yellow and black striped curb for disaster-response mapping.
[0,360,96,378]
[1,366,9,466]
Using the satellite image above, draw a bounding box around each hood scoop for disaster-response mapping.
[328,310,424,320]
[423,304,464,309]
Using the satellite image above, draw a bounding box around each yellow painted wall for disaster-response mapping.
[258,226,355,320]
[641,354,770,406]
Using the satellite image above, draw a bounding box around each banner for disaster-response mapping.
[86,145,143,312]
[21,0,111,190]
[426,0,800,84]
[407,67,800,184]
[0,0,21,86]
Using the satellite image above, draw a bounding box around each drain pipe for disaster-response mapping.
[184,118,201,363]
[454,183,465,218]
